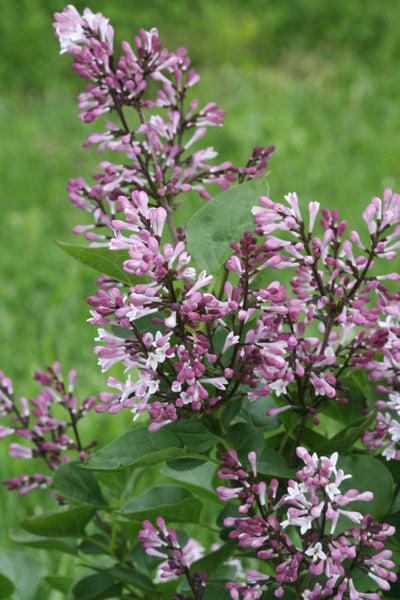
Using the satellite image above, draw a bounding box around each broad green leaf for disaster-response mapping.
[20,505,95,538]
[72,573,122,600]
[0,550,44,600]
[55,242,139,286]
[338,454,393,520]
[226,422,264,458]
[44,575,73,594]
[203,582,232,600]
[52,462,108,507]
[79,534,110,555]
[186,178,267,273]
[119,484,203,523]
[0,573,14,598]
[105,566,156,593]
[238,394,280,431]
[161,461,218,502]
[192,542,236,578]
[84,427,185,471]
[166,457,208,470]
[10,527,77,554]
[256,448,296,479]
[165,419,218,453]
[314,413,376,455]
[322,379,373,426]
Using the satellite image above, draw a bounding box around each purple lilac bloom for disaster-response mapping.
[217,447,396,599]
[138,517,207,593]
[0,364,96,494]
[54,5,274,248]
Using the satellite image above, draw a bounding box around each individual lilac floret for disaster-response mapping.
[218,447,396,599]
[0,364,97,494]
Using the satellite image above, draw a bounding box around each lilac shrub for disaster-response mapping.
[1,4,400,600]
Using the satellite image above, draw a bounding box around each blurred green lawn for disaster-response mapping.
[1,0,400,573]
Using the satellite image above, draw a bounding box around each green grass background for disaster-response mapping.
[1,0,400,591]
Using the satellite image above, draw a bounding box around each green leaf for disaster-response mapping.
[44,575,73,594]
[119,484,203,523]
[20,505,95,538]
[52,462,108,507]
[161,461,218,502]
[165,419,218,453]
[0,573,15,598]
[10,527,77,554]
[79,534,110,555]
[238,394,280,430]
[105,566,156,593]
[55,241,139,286]
[72,574,122,600]
[192,542,236,578]
[0,550,44,600]
[84,427,185,471]
[203,582,232,600]
[226,422,264,458]
[338,454,393,520]
[186,178,267,273]
[256,448,296,479]
[315,413,376,455]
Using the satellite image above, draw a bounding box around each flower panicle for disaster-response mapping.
[218,447,396,599]
[0,363,97,494]
[53,5,273,247]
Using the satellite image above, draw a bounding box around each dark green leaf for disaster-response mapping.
[44,576,72,594]
[20,506,95,538]
[10,528,77,554]
[161,461,219,502]
[166,457,207,470]
[105,566,156,593]
[165,419,219,453]
[72,574,122,600]
[256,448,296,479]
[79,534,110,555]
[203,582,232,600]
[226,422,264,458]
[221,397,242,427]
[315,413,376,455]
[238,394,280,430]
[0,573,15,598]
[338,454,393,520]
[0,550,44,600]
[55,241,139,286]
[52,462,108,507]
[192,542,236,578]
[84,427,185,471]
[119,484,203,523]
[186,178,267,273]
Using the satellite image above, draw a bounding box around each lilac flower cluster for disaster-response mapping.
[217,447,396,599]
[0,363,96,494]
[85,184,400,442]
[138,516,207,598]
[54,5,273,247]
